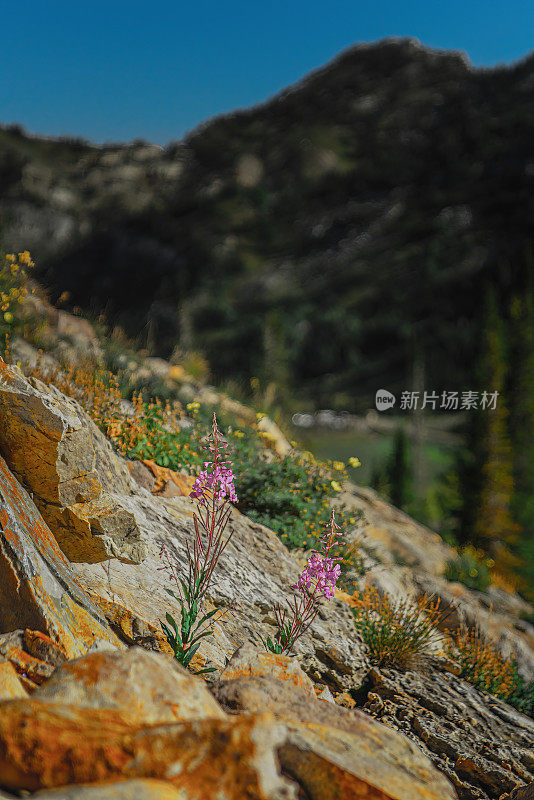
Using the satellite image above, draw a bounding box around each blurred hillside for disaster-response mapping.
[1,38,534,409]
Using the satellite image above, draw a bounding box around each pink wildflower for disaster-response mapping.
[190,415,238,506]
[269,509,347,655]
[294,552,341,598]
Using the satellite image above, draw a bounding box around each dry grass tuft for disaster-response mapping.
[351,586,446,670]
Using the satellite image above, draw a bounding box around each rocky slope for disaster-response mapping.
[0,317,533,798]
[2,38,534,406]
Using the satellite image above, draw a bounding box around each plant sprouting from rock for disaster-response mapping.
[160,414,237,672]
[446,622,522,701]
[266,510,344,655]
[351,587,446,669]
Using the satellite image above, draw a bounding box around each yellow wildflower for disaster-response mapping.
[349,457,361,468]
[333,461,345,471]
[331,480,342,492]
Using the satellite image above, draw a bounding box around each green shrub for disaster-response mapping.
[446,623,522,704]
[508,671,534,718]
[351,587,445,670]
[109,398,361,556]
[0,250,34,341]
[444,546,491,591]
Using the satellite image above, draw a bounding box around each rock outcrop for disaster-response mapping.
[356,666,534,800]
[0,360,368,687]
[0,648,455,799]
[0,355,533,798]
[0,361,146,564]
[0,450,123,658]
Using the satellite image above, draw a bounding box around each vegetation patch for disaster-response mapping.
[444,546,492,592]
[445,623,532,713]
[350,586,445,670]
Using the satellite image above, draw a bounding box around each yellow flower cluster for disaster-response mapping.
[1,251,34,324]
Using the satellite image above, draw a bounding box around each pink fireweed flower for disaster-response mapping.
[293,552,341,599]
[190,462,238,505]
[268,509,348,655]
[190,415,238,506]
[160,413,238,673]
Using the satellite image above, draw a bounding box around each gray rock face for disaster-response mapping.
[356,666,534,800]
[70,490,370,690]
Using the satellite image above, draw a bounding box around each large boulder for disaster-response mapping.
[0,453,123,658]
[213,676,457,800]
[29,780,185,799]
[33,647,226,724]
[0,361,146,564]
[0,701,296,799]
[219,644,315,694]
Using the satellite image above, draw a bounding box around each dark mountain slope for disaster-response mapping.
[1,38,534,408]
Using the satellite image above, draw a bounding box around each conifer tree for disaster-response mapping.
[469,290,518,560]
[508,287,534,595]
[387,426,412,511]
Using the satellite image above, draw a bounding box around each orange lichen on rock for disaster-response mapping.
[0,700,294,799]
[219,645,315,694]
[0,645,53,685]
[0,660,28,700]
[23,629,67,666]
[0,454,123,658]
[140,460,195,497]
[87,595,172,654]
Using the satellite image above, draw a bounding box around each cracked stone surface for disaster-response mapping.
[355,666,534,800]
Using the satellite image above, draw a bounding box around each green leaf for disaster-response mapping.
[181,610,191,641]
[194,667,218,675]
[165,614,182,648]
[165,612,179,634]
[179,578,191,604]
[182,642,201,668]
[160,622,174,646]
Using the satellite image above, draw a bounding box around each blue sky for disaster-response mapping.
[1,0,533,144]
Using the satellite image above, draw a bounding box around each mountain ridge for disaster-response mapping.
[1,37,534,409]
